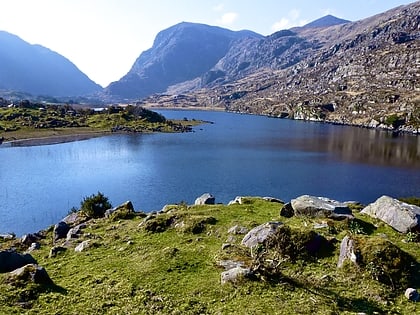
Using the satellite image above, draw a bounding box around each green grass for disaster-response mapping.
[1,198,419,314]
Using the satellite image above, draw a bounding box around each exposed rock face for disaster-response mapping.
[361,195,420,233]
[8,264,53,285]
[290,195,353,220]
[104,201,135,218]
[66,223,87,241]
[194,193,215,205]
[53,221,70,242]
[337,236,359,268]
[0,250,37,273]
[241,222,283,248]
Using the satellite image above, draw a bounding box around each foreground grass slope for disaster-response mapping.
[1,197,419,314]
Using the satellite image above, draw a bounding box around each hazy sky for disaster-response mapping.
[0,0,416,87]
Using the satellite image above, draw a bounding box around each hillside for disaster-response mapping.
[105,22,263,99]
[139,2,419,133]
[0,194,419,314]
[0,31,102,97]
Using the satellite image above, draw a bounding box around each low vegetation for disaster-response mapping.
[1,196,419,314]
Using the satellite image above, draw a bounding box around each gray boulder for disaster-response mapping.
[228,225,249,235]
[21,233,42,246]
[105,201,135,218]
[280,202,294,218]
[241,222,283,248]
[53,221,70,242]
[8,263,53,285]
[66,223,87,241]
[194,193,215,205]
[405,288,419,302]
[221,266,252,284]
[337,236,360,268]
[49,246,66,258]
[0,250,37,273]
[291,195,353,220]
[361,195,420,233]
[75,240,91,252]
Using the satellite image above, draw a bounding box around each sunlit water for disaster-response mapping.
[1,110,419,236]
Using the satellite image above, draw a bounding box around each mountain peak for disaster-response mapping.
[302,15,351,28]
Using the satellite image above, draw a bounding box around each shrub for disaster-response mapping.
[80,192,112,218]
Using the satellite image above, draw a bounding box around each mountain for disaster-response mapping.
[105,22,262,99]
[0,31,102,97]
[140,2,419,133]
[300,15,350,28]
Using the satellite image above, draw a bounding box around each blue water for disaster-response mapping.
[1,110,419,236]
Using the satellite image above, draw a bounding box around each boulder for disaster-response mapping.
[337,236,359,268]
[228,196,244,205]
[262,196,284,203]
[221,266,252,284]
[62,211,87,226]
[228,225,249,235]
[25,242,41,253]
[53,221,70,242]
[8,264,53,285]
[105,201,135,218]
[405,288,419,302]
[49,246,66,258]
[21,233,42,246]
[194,193,215,205]
[66,223,87,240]
[280,202,294,218]
[0,250,37,273]
[0,233,15,240]
[361,195,420,233]
[75,240,91,252]
[241,222,283,248]
[291,195,353,220]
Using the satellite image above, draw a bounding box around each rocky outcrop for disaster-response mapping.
[104,201,135,219]
[361,196,420,233]
[8,264,53,285]
[75,240,91,252]
[290,195,353,220]
[0,250,37,273]
[337,236,359,268]
[194,193,215,205]
[53,221,70,242]
[241,222,283,248]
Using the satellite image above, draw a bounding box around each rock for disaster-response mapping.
[8,263,53,285]
[218,260,246,270]
[0,233,15,240]
[337,236,359,268]
[21,233,42,246]
[361,195,420,233]
[291,195,353,220]
[53,221,70,242]
[228,196,243,205]
[221,266,252,284]
[75,240,91,252]
[62,211,86,226]
[221,243,231,250]
[105,201,135,218]
[195,193,215,205]
[280,202,294,218]
[405,288,419,302]
[262,196,284,203]
[66,223,87,240]
[241,222,283,248]
[25,242,41,253]
[49,246,66,258]
[228,225,249,235]
[0,250,37,273]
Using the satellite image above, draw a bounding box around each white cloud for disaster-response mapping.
[271,9,306,32]
[218,12,238,26]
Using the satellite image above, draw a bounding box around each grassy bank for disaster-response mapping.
[1,197,419,314]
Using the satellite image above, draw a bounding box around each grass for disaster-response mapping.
[0,198,419,314]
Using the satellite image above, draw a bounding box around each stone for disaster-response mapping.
[217,260,246,270]
[0,250,37,273]
[280,202,294,218]
[227,225,249,235]
[337,236,359,268]
[26,242,41,253]
[66,223,87,240]
[241,222,283,248]
[195,193,215,205]
[262,196,284,203]
[53,221,70,242]
[104,201,135,218]
[228,196,243,205]
[8,263,53,285]
[404,288,419,302]
[75,240,91,252]
[221,266,252,284]
[62,211,86,226]
[49,246,66,258]
[291,195,353,220]
[361,195,420,233]
[0,233,15,240]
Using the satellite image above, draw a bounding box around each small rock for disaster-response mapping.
[195,193,215,205]
[26,242,41,253]
[228,225,249,235]
[217,260,246,270]
[241,222,283,248]
[221,243,231,250]
[262,196,284,203]
[337,236,359,268]
[228,196,243,205]
[314,222,329,229]
[291,195,353,220]
[75,240,91,252]
[0,233,15,240]
[405,288,419,302]
[49,246,66,258]
[221,266,252,284]
[66,223,87,240]
[8,263,53,285]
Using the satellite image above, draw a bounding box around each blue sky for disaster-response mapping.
[0,0,416,87]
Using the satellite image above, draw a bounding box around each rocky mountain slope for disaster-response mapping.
[105,22,262,99]
[141,2,420,133]
[0,31,102,97]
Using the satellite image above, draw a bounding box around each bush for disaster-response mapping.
[80,192,112,218]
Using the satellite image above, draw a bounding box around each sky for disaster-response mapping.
[0,0,417,87]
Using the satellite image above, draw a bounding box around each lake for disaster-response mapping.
[1,110,419,236]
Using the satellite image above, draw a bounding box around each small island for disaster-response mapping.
[0,98,201,146]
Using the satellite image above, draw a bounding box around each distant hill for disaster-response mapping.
[301,15,350,28]
[0,31,102,97]
[105,22,262,99]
